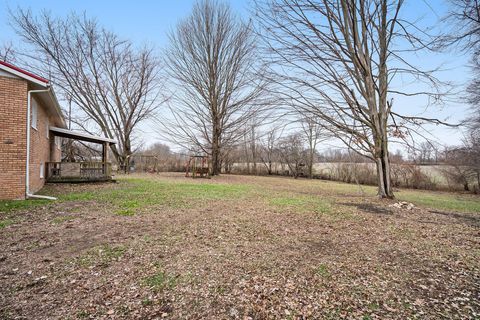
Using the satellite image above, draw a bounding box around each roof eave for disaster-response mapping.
[0,61,50,86]
[49,126,117,145]
[0,61,66,128]
[47,87,67,129]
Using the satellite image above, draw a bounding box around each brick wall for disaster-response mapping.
[0,76,28,200]
[29,93,62,194]
[0,76,63,199]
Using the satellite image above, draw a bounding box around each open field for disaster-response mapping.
[0,173,479,319]
[230,162,469,191]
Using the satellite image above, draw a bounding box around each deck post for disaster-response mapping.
[102,142,108,175]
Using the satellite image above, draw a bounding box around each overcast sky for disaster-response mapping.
[0,0,473,152]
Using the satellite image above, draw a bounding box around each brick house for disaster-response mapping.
[0,61,115,200]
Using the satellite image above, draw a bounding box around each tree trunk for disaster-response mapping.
[374,136,394,199]
[308,149,314,179]
[211,132,221,176]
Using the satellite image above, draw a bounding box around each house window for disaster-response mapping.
[40,163,44,179]
[31,99,38,130]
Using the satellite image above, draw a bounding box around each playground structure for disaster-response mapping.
[185,155,210,178]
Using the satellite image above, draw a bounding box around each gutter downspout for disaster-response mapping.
[26,88,57,201]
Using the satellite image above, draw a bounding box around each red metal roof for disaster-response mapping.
[0,60,49,84]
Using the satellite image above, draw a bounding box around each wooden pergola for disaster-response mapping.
[47,127,117,182]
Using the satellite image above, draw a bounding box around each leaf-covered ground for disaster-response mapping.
[0,173,479,319]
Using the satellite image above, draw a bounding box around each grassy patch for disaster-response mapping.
[0,218,14,228]
[311,180,377,196]
[58,191,96,202]
[51,216,75,224]
[269,194,332,214]
[396,190,480,213]
[141,298,154,306]
[0,199,50,213]
[143,271,177,292]
[115,199,139,216]
[4,174,478,218]
[309,180,480,213]
[77,244,126,267]
[54,178,252,216]
[315,264,330,277]
[76,310,90,319]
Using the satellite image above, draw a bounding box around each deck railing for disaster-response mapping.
[46,162,112,182]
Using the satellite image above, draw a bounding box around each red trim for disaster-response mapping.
[0,60,49,84]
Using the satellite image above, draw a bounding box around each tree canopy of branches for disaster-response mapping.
[442,0,480,124]
[259,127,281,175]
[12,10,164,170]
[0,42,16,62]
[159,0,268,175]
[443,131,480,192]
[256,0,447,198]
[442,0,480,53]
[277,133,307,179]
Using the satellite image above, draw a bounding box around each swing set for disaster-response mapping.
[185,155,210,178]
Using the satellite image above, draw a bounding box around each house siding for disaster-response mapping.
[0,76,62,200]
[0,76,28,200]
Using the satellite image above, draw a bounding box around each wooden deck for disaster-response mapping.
[46,162,113,182]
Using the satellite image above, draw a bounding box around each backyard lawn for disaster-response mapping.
[0,173,479,319]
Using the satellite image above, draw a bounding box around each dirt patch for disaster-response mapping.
[0,173,479,319]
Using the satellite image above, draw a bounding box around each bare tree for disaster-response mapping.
[0,42,16,62]
[467,59,480,114]
[256,0,449,198]
[412,141,439,164]
[259,127,281,175]
[461,131,480,191]
[221,144,241,173]
[442,131,480,192]
[241,120,262,174]
[441,0,480,122]
[11,10,164,171]
[299,116,328,178]
[144,142,172,162]
[277,133,307,179]
[159,0,268,175]
[441,0,480,52]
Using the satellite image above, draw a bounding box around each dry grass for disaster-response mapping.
[0,173,478,319]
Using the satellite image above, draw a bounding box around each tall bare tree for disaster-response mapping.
[256,0,448,198]
[159,0,268,175]
[11,10,164,170]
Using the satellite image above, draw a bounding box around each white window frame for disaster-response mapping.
[31,99,38,130]
[40,163,44,179]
